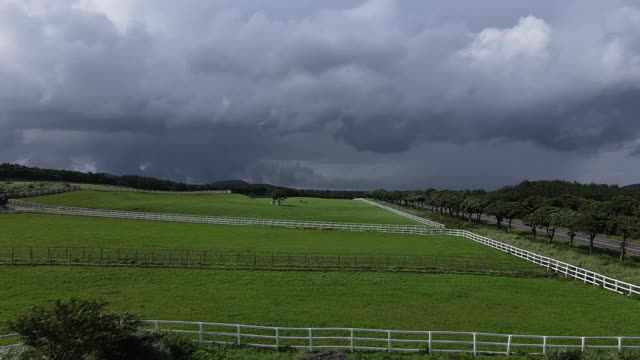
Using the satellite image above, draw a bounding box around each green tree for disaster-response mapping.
[576,202,610,255]
[503,202,525,233]
[461,196,484,223]
[522,195,545,213]
[485,201,508,230]
[546,194,583,210]
[552,209,580,247]
[270,190,287,206]
[609,196,639,216]
[608,216,640,261]
[524,207,560,243]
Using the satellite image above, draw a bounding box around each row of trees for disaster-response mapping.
[369,183,640,261]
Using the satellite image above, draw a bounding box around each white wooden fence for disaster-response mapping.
[357,198,445,228]
[146,321,640,355]
[6,201,640,296]
[4,186,83,199]
[3,322,638,355]
[8,200,437,235]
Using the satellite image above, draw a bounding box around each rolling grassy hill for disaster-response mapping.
[0,213,508,259]
[23,191,417,224]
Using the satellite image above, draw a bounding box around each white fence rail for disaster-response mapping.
[452,229,640,296]
[145,320,640,355]
[357,198,445,228]
[8,200,437,235]
[7,201,640,296]
[4,186,83,199]
[3,322,638,355]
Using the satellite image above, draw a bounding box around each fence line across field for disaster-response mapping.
[6,200,640,296]
[3,323,638,356]
[0,247,544,277]
[8,200,441,234]
[82,186,232,195]
[3,185,83,199]
[138,321,640,355]
[357,198,445,228]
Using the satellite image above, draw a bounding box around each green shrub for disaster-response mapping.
[8,298,148,360]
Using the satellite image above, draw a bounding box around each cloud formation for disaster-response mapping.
[1,0,640,189]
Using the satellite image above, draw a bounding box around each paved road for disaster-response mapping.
[477,214,640,257]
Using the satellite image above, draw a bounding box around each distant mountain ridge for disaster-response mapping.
[0,163,366,199]
[211,179,250,186]
[625,184,640,189]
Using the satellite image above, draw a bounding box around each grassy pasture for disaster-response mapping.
[0,267,638,336]
[0,214,516,260]
[24,191,417,224]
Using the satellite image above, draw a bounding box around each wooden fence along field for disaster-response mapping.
[0,247,544,277]
[9,321,640,356]
[141,321,640,355]
[7,200,640,296]
[3,320,640,356]
[3,185,83,199]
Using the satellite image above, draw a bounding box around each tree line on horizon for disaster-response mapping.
[368,181,640,261]
[0,163,366,199]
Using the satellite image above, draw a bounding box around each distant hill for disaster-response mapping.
[0,163,366,199]
[211,179,250,186]
[625,184,640,189]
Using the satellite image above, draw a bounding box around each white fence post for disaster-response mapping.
[543,336,548,355]
[473,333,477,356]
[275,328,279,349]
[618,337,623,352]
[236,325,241,345]
[581,337,586,352]
[308,328,313,352]
[198,322,203,343]
[387,330,392,352]
[428,331,432,354]
[506,335,512,356]
[350,329,355,352]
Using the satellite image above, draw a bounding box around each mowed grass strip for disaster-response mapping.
[1,267,638,335]
[24,191,417,224]
[0,214,516,259]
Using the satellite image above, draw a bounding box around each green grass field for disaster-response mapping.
[0,214,515,259]
[3,191,639,354]
[24,191,417,224]
[1,267,638,335]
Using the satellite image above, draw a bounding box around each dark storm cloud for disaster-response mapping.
[1,0,640,189]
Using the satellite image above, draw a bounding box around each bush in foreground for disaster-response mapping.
[4,299,640,359]
[7,298,190,360]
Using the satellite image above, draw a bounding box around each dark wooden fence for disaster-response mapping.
[0,247,546,277]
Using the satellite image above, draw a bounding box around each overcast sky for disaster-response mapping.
[1,0,640,190]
